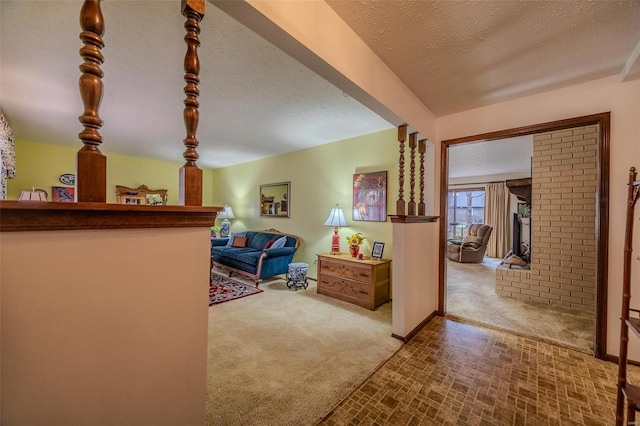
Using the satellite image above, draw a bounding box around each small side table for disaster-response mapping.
[286,262,309,290]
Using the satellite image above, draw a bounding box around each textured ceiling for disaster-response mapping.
[0,1,392,169]
[327,0,640,116]
[1,1,639,172]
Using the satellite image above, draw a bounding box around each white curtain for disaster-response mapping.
[485,182,510,258]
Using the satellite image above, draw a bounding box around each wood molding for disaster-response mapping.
[0,201,221,232]
[606,354,640,368]
[391,310,438,343]
[505,178,532,205]
[439,112,611,359]
[389,215,439,224]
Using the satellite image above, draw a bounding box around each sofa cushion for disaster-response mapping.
[232,236,249,248]
[226,232,247,247]
[222,247,258,262]
[247,232,273,250]
[270,236,287,249]
[264,240,275,250]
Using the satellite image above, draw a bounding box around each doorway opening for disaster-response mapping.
[439,112,610,359]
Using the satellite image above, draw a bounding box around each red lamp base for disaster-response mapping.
[330,227,341,254]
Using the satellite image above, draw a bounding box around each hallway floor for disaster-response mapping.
[320,317,631,425]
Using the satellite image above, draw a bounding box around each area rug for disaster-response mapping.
[209,275,263,306]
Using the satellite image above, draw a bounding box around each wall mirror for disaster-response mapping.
[260,182,290,217]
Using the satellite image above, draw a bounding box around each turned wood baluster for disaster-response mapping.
[418,139,426,216]
[77,0,106,203]
[408,132,417,216]
[396,125,407,216]
[179,0,205,206]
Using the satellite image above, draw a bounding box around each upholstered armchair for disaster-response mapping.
[446,224,493,263]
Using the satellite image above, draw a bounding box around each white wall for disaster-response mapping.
[392,222,439,338]
[1,228,211,425]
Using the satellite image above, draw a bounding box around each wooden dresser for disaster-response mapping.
[316,253,391,310]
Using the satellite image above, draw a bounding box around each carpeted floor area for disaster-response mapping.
[206,269,402,426]
[446,257,594,353]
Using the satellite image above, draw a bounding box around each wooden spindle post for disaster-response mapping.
[179,0,205,206]
[418,139,426,216]
[408,133,417,216]
[396,125,407,216]
[77,0,106,203]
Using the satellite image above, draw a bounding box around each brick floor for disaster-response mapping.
[320,317,634,425]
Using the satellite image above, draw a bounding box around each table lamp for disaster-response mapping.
[217,205,235,238]
[324,204,347,254]
[19,188,47,201]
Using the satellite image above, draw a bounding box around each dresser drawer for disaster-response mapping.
[316,253,391,310]
[319,260,372,283]
[318,275,370,304]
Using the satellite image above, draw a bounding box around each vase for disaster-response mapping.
[349,245,359,258]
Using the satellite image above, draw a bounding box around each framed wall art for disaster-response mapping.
[353,171,387,222]
[51,186,75,202]
[260,182,290,218]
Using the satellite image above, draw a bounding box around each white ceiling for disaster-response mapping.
[449,136,533,181]
[1,1,639,171]
[327,0,640,116]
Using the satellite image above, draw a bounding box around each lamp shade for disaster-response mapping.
[19,190,47,201]
[324,205,347,227]
[217,205,235,220]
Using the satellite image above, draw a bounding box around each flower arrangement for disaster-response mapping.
[346,233,365,246]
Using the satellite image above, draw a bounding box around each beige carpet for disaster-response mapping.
[206,269,402,425]
[446,257,594,353]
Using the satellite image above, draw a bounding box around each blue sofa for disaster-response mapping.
[211,230,300,286]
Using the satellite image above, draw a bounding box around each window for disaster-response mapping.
[447,189,485,239]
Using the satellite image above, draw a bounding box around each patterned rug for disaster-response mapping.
[209,274,263,306]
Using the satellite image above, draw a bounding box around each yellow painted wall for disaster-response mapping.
[209,128,399,279]
[7,140,215,205]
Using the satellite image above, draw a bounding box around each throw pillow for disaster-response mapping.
[270,236,287,249]
[263,240,275,250]
[225,232,247,247]
[231,236,249,248]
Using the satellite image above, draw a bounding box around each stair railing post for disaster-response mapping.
[396,125,407,216]
[408,132,417,216]
[77,0,107,202]
[418,139,426,216]
[179,0,205,206]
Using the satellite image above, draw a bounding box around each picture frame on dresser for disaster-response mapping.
[371,242,385,259]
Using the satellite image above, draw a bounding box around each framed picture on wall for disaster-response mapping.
[352,171,387,222]
[51,186,75,202]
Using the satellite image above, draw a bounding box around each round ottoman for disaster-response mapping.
[286,262,309,290]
